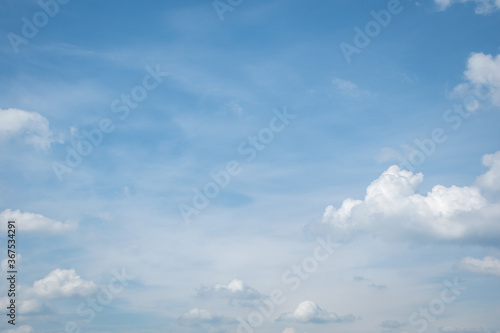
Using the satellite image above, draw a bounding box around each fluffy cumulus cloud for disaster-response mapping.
[32,268,97,298]
[196,279,265,306]
[0,209,77,233]
[0,108,60,149]
[177,308,237,326]
[435,0,500,14]
[313,152,500,245]
[476,151,500,191]
[457,256,500,277]
[277,301,356,324]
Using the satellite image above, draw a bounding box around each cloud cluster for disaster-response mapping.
[457,256,500,277]
[177,308,237,326]
[277,301,356,324]
[435,0,500,14]
[32,268,97,298]
[196,279,265,306]
[0,209,77,233]
[314,152,500,245]
[0,108,60,149]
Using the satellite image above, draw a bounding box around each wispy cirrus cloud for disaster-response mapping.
[435,0,500,14]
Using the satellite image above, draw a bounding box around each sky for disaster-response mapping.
[0,0,500,332]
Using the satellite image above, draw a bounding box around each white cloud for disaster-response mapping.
[0,108,60,149]
[476,151,500,191]
[197,279,265,305]
[435,0,500,14]
[0,209,77,233]
[332,77,369,97]
[465,53,500,85]
[6,325,34,333]
[314,152,500,245]
[32,269,97,298]
[277,301,356,324]
[458,256,500,277]
[465,52,500,106]
[452,52,500,108]
[177,308,236,326]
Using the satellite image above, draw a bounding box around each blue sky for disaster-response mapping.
[1,0,500,332]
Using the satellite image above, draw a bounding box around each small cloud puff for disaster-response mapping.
[197,279,266,306]
[451,52,500,109]
[332,77,370,97]
[282,328,297,333]
[277,301,356,324]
